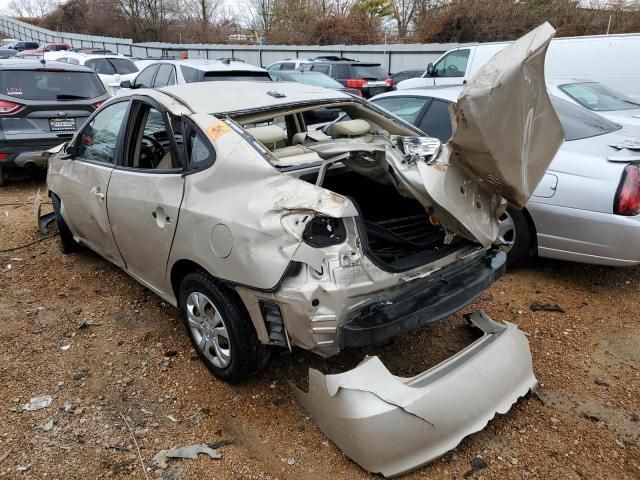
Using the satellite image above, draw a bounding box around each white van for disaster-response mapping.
[397,33,640,98]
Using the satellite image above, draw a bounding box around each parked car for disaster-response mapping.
[122,58,270,90]
[16,42,70,57]
[0,49,17,59]
[0,38,18,48]
[547,79,640,128]
[397,33,640,99]
[266,58,315,71]
[371,86,640,267]
[45,24,560,381]
[269,69,361,124]
[0,59,110,186]
[390,69,424,84]
[8,41,39,52]
[54,52,139,95]
[306,58,393,98]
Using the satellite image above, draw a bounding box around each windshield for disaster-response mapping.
[550,96,621,141]
[203,71,271,82]
[558,82,640,112]
[282,72,343,89]
[0,70,106,100]
[351,64,387,80]
[371,96,430,123]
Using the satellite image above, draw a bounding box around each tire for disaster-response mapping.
[179,271,268,383]
[498,206,534,269]
[51,194,81,254]
[0,167,5,187]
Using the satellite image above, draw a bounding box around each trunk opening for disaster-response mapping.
[302,169,475,272]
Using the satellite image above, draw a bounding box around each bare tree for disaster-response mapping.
[390,0,416,39]
[9,0,56,17]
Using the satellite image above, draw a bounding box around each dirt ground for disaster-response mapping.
[1,180,639,480]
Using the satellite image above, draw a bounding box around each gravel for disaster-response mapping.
[1,181,639,479]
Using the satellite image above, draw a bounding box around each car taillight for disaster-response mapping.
[93,101,104,110]
[0,153,9,160]
[385,78,393,87]
[346,79,368,89]
[614,164,640,215]
[0,100,23,115]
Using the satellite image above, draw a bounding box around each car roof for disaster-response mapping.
[0,59,96,73]
[372,85,464,103]
[150,58,266,73]
[62,53,128,60]
[124,81,351,114]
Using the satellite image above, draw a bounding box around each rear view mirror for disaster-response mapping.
[426,63,435,77]
[120,80,132,88]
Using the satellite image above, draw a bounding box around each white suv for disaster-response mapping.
[123,58,270,90]
[54,52,139,95]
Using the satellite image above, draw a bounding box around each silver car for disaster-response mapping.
[372,86,640,267]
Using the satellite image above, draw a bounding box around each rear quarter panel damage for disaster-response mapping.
[166,113,358,293]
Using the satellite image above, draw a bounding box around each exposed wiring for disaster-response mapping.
[0,234,58,253]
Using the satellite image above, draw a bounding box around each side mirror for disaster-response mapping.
[120,80,132,88]
[426,63,435,77]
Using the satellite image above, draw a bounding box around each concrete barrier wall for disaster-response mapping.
[0,15,461,72]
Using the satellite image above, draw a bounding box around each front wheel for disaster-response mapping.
[179,271,268,383]
[51,194,81,254]
[497,206,535,269]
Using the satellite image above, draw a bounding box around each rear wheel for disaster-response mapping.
[498,206,534,269]
[179,271,268,383]
[0,167,5,187]
[51,194,80,254]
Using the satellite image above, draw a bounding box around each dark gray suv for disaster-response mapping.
[0,60,110,185]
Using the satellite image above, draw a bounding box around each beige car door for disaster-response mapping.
[106,100,184,294]
[55,100,130,267]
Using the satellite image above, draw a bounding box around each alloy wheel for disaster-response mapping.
[186,291,231,368]
[497,211,516,253]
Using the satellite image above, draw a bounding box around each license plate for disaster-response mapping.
[369,87,386,95]
[49,118,76,131]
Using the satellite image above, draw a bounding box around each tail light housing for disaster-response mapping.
[0,100,23,115]
[614,164,640,215]
[385,78,394,87]
[346,79,368,89]
[0,153,9,160]
[303,217,346,247]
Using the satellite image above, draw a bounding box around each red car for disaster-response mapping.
[17,43,70,57]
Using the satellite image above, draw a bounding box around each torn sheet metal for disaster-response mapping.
[450,22,564,209]
[404,22,563,246]
[292,311,536,478]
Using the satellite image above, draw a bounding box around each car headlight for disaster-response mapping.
[303,217,346,248]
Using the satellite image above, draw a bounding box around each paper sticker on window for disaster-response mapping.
[6,87,23,95]
[205,122,230,140]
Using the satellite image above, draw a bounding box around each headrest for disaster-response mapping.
[331,119,371,138]
[245,125,287,146]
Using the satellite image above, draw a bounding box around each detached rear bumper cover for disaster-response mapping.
[292,311,537,478]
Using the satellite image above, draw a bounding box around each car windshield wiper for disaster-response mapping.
[56,94,89,100]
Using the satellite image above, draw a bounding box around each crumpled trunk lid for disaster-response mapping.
[393,22,564,247]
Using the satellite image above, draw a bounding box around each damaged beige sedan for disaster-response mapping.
[47,22,560,476]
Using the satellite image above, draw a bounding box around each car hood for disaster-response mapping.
[385,22,563,247]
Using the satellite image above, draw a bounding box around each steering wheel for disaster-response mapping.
[446,65,461,76]
[139,135,165,168]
